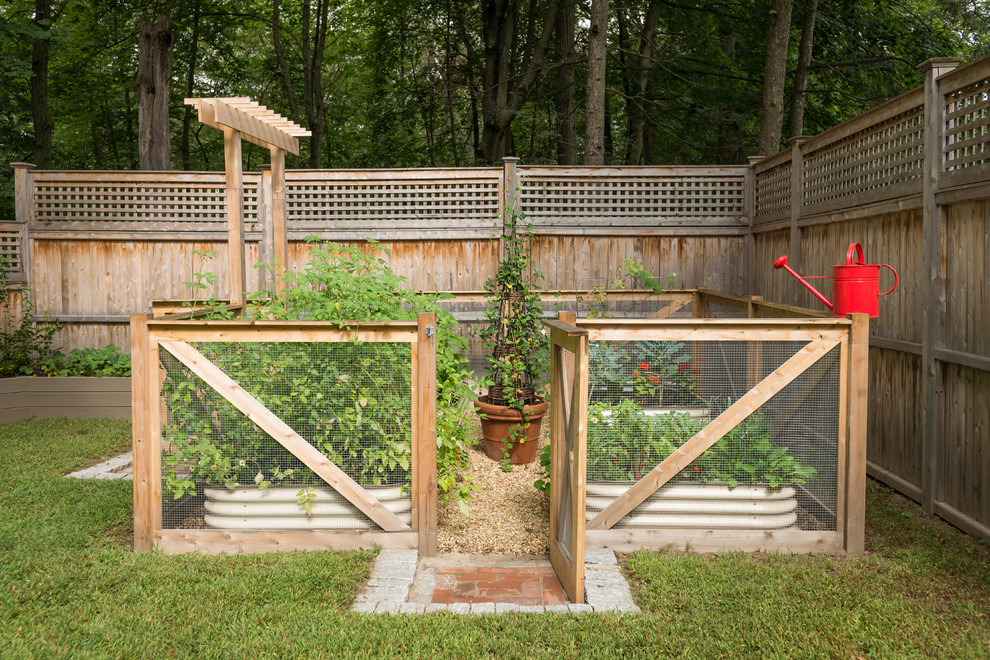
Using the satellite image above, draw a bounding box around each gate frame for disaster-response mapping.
[568,313,869,555]
[131,312,437,556]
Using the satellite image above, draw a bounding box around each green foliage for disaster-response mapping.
[586,400,818,488]
[0,255,62,377]
[623,258,675,294]
[165,237,479,509]
[479,211,551,469]
[37,345,131,377]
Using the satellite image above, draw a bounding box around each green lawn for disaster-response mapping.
[1,418,987,658]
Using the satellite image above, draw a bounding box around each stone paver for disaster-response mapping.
[66,452,133,481]
[350,549,640,615]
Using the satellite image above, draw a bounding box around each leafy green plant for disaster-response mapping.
[623,258,676,294]
[478,210,551,469]
[37,345,131,377]
[586,399,818,488]
[162,238,479,513]
[0,254,63,377]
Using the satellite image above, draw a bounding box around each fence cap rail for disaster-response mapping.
[542,319,589,336]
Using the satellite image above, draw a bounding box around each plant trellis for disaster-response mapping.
[184,97,310,304]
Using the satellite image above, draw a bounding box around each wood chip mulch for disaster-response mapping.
[436,419,550,555]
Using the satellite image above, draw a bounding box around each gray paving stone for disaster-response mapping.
[469,602,496,615]
[448,603,471,615]
[377,602,403,614]
[350,601,378,614]
[362,585,409,603]
[398,603,426,614]
[544,605,570,614]
[584,549,617,565]
[425,603,450,613]
[516,605,546,614]
[494,603,521,614]
[567,603,594,614]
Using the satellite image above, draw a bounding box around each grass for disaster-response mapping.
[1,418,988,658]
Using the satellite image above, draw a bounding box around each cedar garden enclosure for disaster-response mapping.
[2,55,989,550]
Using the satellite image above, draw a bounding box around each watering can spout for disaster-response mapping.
[773,255,834,310]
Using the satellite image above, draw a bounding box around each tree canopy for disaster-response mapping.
[1,0,987,214]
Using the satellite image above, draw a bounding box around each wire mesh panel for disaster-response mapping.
[158,341,413,532]
[585,337,840,535]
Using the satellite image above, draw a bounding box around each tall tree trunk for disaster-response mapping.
[479,0,560,164]
[30,0,56,168]
[300,0,329,167]
[553,0,577,164]
[180,0,202,170]
[788,0,817,138]
[757,0,794,156]
[624,0,662,165]
[583,0,609,165]
[137,14,174,170]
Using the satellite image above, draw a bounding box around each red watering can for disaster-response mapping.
[773,243,898,318]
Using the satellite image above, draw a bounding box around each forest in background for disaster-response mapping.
[2,0,989,216]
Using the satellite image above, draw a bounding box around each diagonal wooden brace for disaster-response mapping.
[587,338,840,531]
[159,340,410,532]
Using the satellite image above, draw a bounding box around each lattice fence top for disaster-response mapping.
[942,66,990,185]
[802,91,925,215]
[283,169,502,235]
[30,172,259,230]
[518,167,748,227]
[0,222,24,281]
[753,158,792,225]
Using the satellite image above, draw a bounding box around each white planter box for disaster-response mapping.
[586,482,798,530]
[203,485,411,531]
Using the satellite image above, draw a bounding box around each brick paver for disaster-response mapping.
[432,565,566,607]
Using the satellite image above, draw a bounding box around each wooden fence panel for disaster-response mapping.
[942,364,990,532]
[945,200,989,357]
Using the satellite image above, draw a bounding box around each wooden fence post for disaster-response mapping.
[919,57,961,515]
[502,156,520,222]
[258,164,272,293]
[223,126,246,306]
[11,162,34,287]
[416,313,438,556]
[131,313,153,552]
[269,146,289,294]
[788,137,810,308]
[744,156,763,296]
[844,313,869,554]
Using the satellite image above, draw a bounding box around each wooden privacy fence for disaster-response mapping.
[5,160,750,349]
[750,56,990,543]
[131,312,437,555]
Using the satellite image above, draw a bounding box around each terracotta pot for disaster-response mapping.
[473,397,550,465]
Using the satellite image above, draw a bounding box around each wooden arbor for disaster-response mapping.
[184,98,310,304]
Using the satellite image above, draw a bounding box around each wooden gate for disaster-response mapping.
[545,317,589,603]
[131,312,437,555]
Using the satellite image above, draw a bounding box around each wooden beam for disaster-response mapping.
[223,126,246,306]
[269,146,288,293]
[158,340,411,532]
[587,338,841,530]
[416,314,438,556]
[844,313,869,554]
[585,529,844,554]
[156,529,418,555]
[130,314,153,552]
[186,98,308,155]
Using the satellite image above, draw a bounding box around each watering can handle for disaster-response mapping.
[880,264,898,296]
[846,242,865,265]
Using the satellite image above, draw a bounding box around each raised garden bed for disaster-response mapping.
[0,376,130,424]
